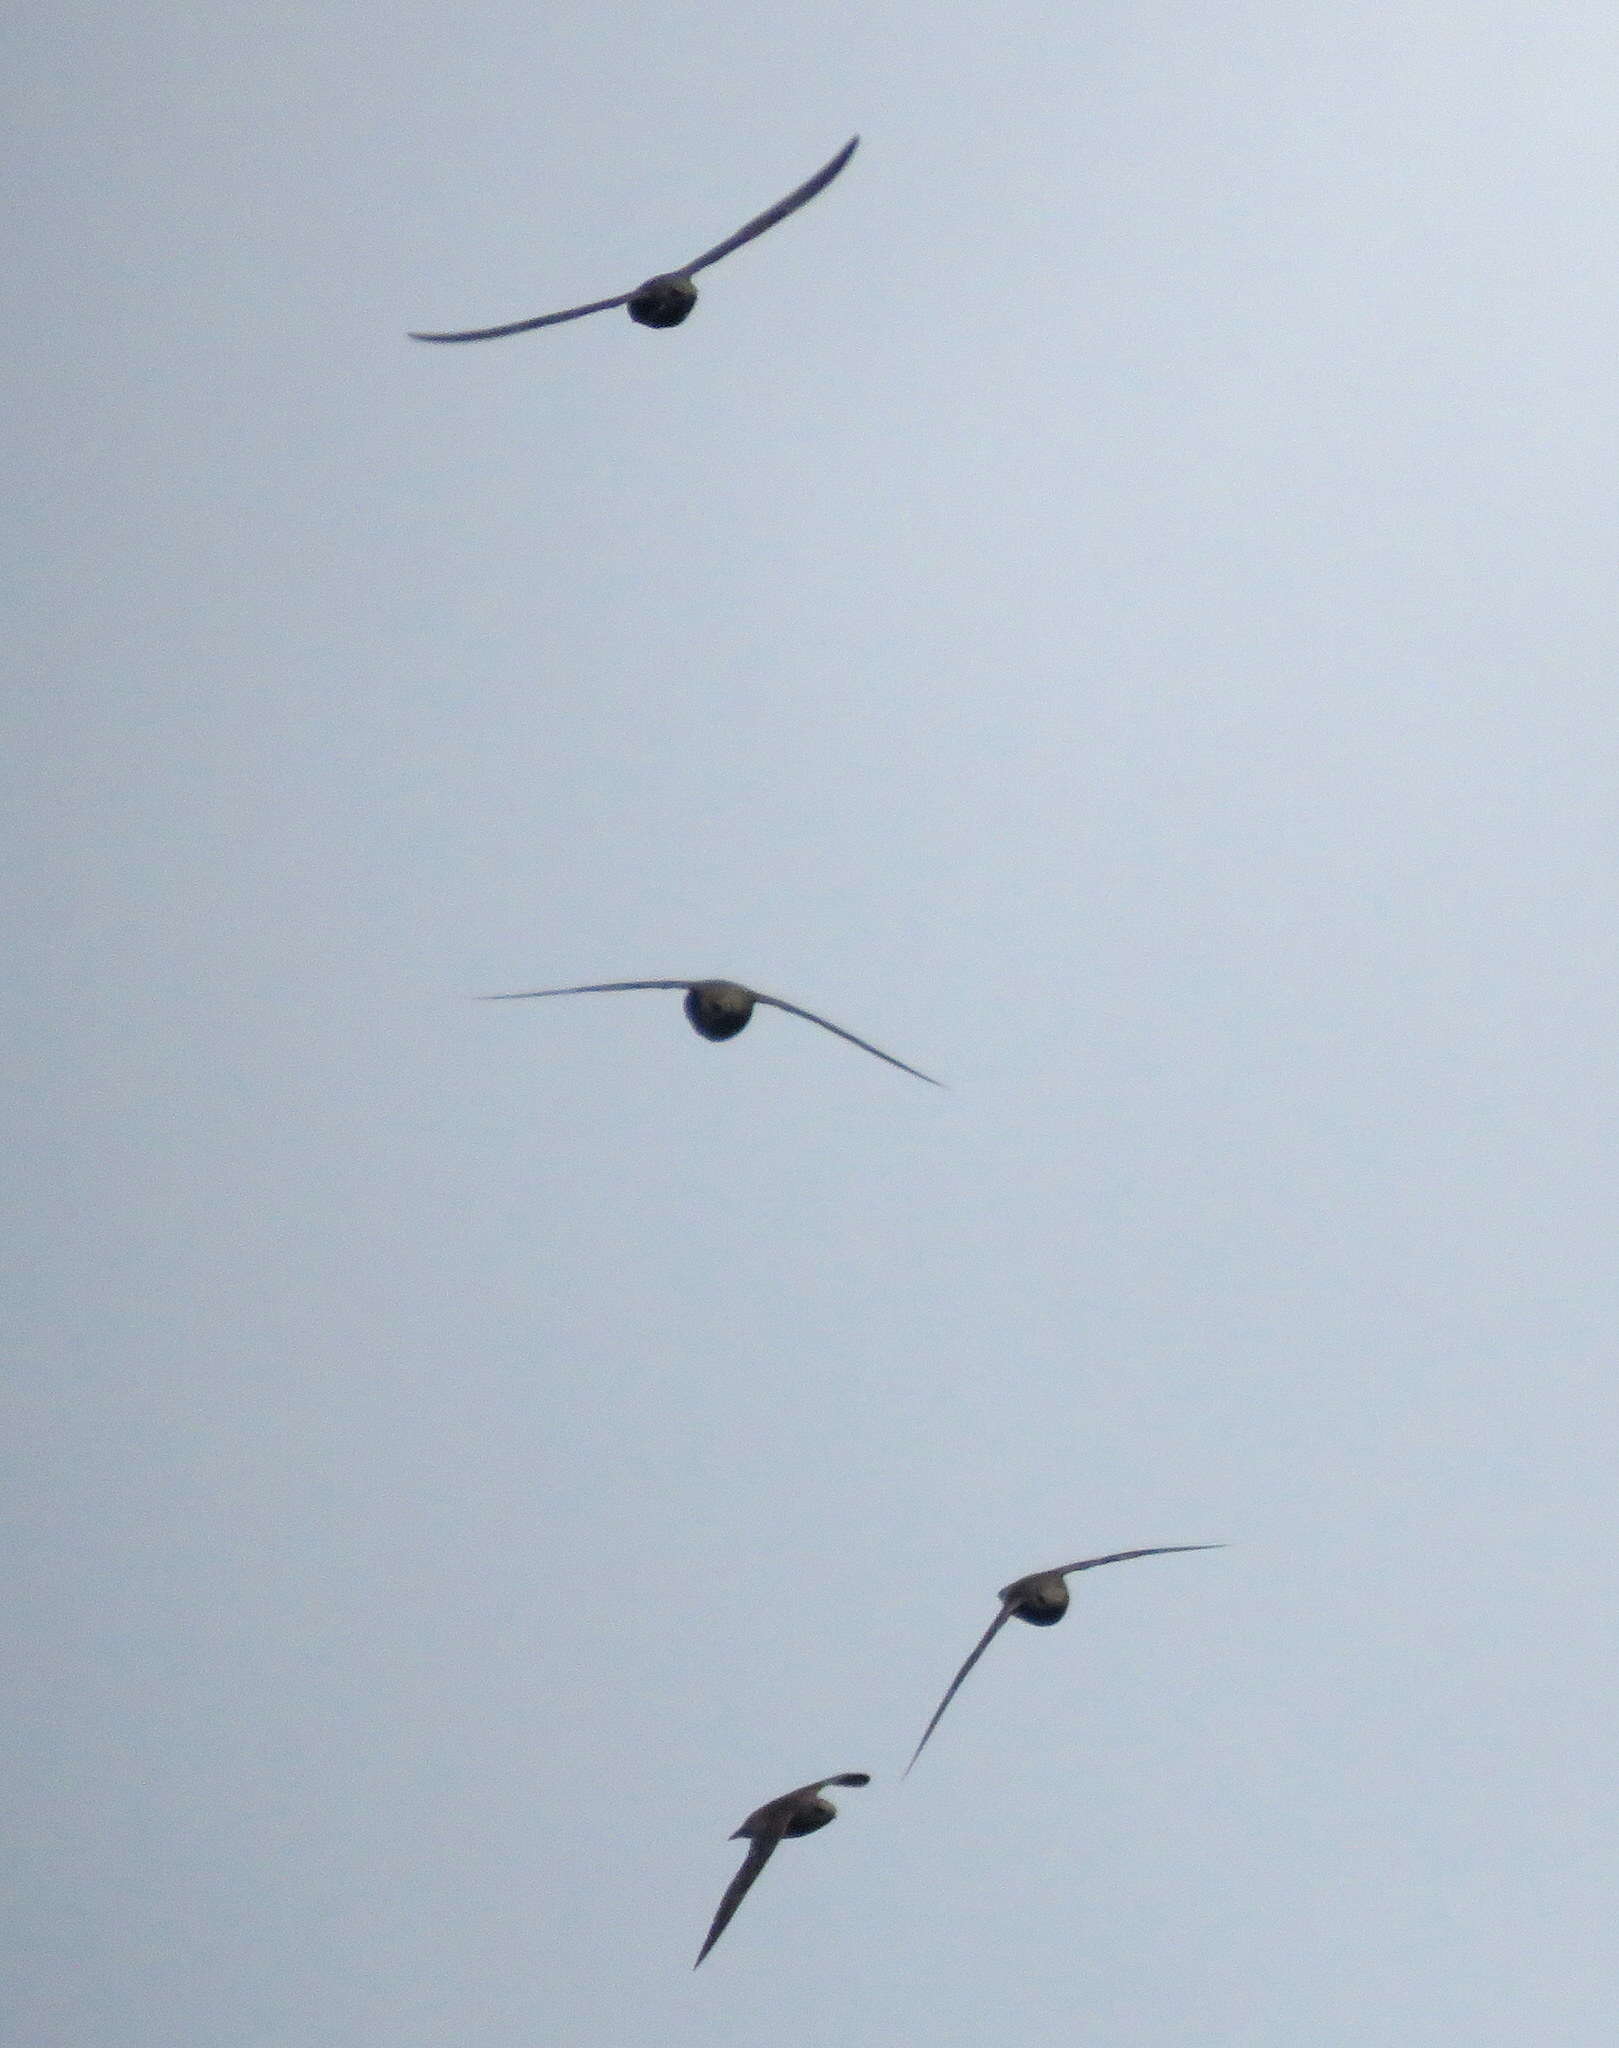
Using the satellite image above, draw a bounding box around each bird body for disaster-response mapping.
[626,273,699,328]
[695,1773,870,1967]
[683,980,755,1040]
[905,1545,1223,1773]
[483,975,939,1083]
[998,1568,1073,1625]
[411,135,858,343]
[734,1788,839,1842]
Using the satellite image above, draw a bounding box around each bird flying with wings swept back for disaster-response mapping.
[695,1773,871,1968]
[905,1546,1224,1773]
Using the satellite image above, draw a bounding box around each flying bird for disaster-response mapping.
[905,1546,1224,1774]
[411,134,859,341]
[695,1772,871,1968]
[482,977,940,1084]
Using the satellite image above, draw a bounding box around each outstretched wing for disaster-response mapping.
[410,292,630,343]
[682,135,859,277]
[694,1836,778,1968]
[410,134,856,340]
[753,994,941,1085]
[480,980,689,1001]
[1055,1543,1226,1575]
[904,1603,1016,1774]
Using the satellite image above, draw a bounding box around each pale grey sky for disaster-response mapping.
[7,5,1619,2044]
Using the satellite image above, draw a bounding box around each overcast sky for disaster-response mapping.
[7,5,1619,2043]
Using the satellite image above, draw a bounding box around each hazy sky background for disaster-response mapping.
[7,5,1619,2042]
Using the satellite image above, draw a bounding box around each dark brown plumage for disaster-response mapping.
[482,976,940,1084]
[411,135,858,342]
[905,1546,1224,1773]
[695,1773,871,1968]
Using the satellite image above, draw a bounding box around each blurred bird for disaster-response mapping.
[905,1546,1224,1773]
[695,1773,871,1968]
[411,134,859,341]
[482,977,940,1084]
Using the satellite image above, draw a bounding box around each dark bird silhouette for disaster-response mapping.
[695,1772,871,1968]
[411,135,858,341]
[905,1546,1224,1773]
[482,977,940,1084]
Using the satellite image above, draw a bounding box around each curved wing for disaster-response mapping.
[774,1770,872,1808]
[904,1603,1016,1775]
[694,1835,778,1968]
[682,135,859,277]
[409,292,630,343]
[481,980,690,1001]
[753,994,941,1085]
[1055,1543,1226,1576]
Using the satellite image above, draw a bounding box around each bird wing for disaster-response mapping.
[409,292,631,343]
[682,135,860,277]
[694,1834,779,1968]
[752,994,941,1084]
[904,1603,1017,1774]
[480,980,690,1001]
[767,1771,872,1810]
[1054,1544,1226,1576]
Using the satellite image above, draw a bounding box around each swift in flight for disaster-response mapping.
[906,1546,1224,1773]
[695,1772,871,1968]
[482,976,940,1084]
[411,135,859,341]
